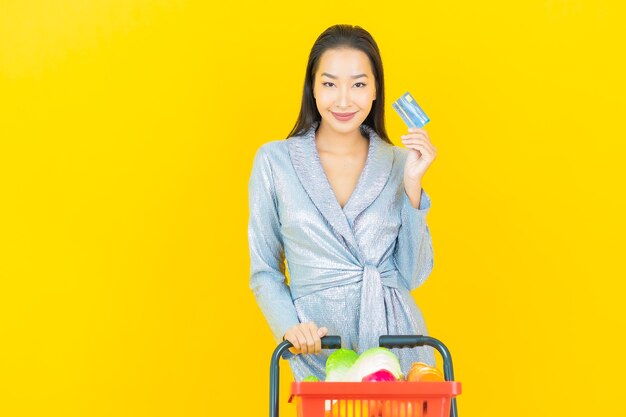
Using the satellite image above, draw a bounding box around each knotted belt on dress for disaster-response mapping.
[288,259,400,353]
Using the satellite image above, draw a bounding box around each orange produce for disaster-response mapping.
[406,362,444,382]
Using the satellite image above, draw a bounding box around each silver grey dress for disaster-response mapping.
[248,121,436,381]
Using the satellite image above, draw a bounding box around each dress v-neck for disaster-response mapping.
[288,121,394,252]
[313,132,373,213]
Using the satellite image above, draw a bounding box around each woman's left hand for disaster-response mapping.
[400,127,437,183]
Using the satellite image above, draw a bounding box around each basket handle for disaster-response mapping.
[380,335,458,417]
[269,336,340,417]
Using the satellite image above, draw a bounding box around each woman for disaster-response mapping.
[248,24,438,381]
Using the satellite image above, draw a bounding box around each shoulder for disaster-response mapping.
[252,139,290,166]
[254,139,290,160]
[389,143,410,170]
[251,139,292,180]
[391,145,410,161]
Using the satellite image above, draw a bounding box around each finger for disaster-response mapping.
[405,144,432,159]
[302,325,317,355]
[287,332,301,353]
[304,322,320,354]
[310,324,322,354]
[408,143,433,157]
[295,331,309,354]
[407,147,423,158]
[401,137,433,148]
[404,141,430,150]
[401,133,430,144]
[305,322,322,353]
[407,128,430,140]
[401,139,436,156]
[401,137,432,150]
[317,327,328,353]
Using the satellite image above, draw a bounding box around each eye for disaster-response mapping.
[354,82,366,88]
[322,82,335,87]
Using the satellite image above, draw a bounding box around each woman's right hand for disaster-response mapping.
[283,322,328,355]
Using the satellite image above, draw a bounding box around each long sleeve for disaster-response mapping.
[248,146,300,345]
[393,187,434,290]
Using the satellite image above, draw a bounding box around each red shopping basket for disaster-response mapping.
[270,335,461,417]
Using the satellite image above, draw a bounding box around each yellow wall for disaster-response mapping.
[1,1,625,416]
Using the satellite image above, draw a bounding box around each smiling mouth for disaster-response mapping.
[332,112,357,117]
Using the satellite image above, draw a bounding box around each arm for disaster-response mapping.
[393,187,434,290]
[248,146,300,346]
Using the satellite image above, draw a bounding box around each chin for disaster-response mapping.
[330,123,357,134]
[324,115,366,134]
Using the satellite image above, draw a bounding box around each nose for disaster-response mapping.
[337,85,351,108]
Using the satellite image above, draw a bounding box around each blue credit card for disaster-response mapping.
[392,92,430,128]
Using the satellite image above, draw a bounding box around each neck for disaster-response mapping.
[315,121,368,155]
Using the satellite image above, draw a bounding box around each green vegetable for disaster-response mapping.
[303,375,319,382]
[325,348,359,381]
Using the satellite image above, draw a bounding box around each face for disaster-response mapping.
[312,47,377,135]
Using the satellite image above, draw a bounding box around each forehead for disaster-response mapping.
[316,48,373,77]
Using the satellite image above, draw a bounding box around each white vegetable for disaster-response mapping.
[348,347,403,381]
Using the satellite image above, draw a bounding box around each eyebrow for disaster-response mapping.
[320,72,369,79]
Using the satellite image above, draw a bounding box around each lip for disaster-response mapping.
[331,111,357,121]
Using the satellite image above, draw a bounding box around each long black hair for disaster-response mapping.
[286,24,391,144]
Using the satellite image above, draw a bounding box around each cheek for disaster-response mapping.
[356,90,375,107]
[314,89,335,107]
